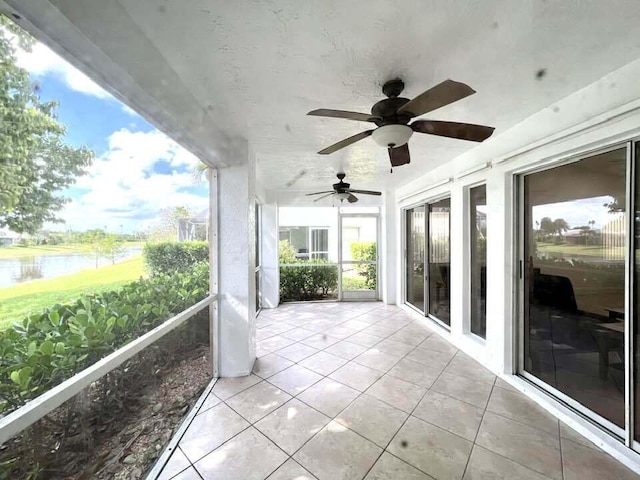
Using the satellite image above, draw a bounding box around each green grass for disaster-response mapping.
[537,241,623,257]
[0,256,145,329]
[0,242,144,259]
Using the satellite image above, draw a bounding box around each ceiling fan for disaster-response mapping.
[308,79,495,168]
[305,173,381,203]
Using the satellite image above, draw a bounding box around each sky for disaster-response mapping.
[12,35,209,235]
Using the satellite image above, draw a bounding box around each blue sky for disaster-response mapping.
[14,36,209,234]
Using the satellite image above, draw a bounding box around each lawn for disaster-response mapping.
[0,242,144,259]
[0,256,145,329]
[536,242,623,258]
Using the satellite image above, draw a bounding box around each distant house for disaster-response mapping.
[0,230,21,247]
[177,209,208,241]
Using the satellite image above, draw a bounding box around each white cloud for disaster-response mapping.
[51,128,207,233]
[11,32,139,115]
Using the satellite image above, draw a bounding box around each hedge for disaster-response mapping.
[279,262,338,301]
[143,241,208,275]
[0,262,209,415]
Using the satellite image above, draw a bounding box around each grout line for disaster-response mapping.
[460,376,496,478]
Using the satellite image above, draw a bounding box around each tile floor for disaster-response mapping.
[155,302,639,480]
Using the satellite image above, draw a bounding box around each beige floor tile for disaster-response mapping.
[157,448,191,480]
[194,427,287,480]
[361,324,399,338]
[354,348,403,373]
[364,452,434,480]
[335,394,408,448]
[294,421,383,480]
[445,353,496,385]
[345,331,385,348]
[340,319,372,331]
[329,361,382,392]
[374,338,416,357]
[255,398,330,455]
[366,374,427,413]
[388,329,429,346]
[197,391,222,414]
[280,327,316,341]
[226,381,291,423]
[276,343,320,362]
[325,340,368,360]
[413,390,484,441]
[561,437,639,480]
[298,378,360,417]
[171,467,202,480]
[388,416,473,480]
[299,351,348,376]
[211,374,261,400]
[387,358,442,388]
[301,333,342,350]
[487,386,558,436]
[324,325,361,339]
[268,364,323,395]
[258,335,297,354]
[420,334,459,355]
[253,353,295,379]
[267,459,318,479]
[179,403,249,462]
[404,347,455,369]
[476,411,562,480]
[559,422,598,450]
[432,372,493,409]
[494,376,519,392]
[463,445,551,480]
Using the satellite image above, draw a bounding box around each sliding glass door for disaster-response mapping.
[470,185,487,338]
[406,206,426,311]
[405,198,451,326]
[428,199,451,325]
[520,146,628,434]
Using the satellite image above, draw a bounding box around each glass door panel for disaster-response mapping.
[470,186,487,338]
[428,199,451,325]
[523,148,627,429]
[406,207,426,311]
[340,215,378,300]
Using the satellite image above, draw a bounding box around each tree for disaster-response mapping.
[150,206,192,241]
[83,229,106,268]
[553,218,569,237]
[0,17,93,234]
[100,234,125,265]
[192,162,210,183]
[539,217,555,240]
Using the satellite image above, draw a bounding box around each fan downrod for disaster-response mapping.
[336,173,346,181]
[382,79,405,98]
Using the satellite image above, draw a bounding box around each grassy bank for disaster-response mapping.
[0,242,144,259]
[0,256,145,329]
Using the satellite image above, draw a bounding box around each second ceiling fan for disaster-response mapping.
[308,79,495,168]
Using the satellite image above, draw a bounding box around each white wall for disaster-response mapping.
[279,207,339,262]
[391,58,640,471]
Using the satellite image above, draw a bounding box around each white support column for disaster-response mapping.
[216,140,257,377]
[261,203,280,308]
[382,191,397,304]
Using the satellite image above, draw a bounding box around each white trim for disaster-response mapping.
[0,295,216,445]
[397,177,453,203]
[455,162,491,180]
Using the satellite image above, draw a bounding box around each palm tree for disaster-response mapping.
[553,218,569,238]
[192,162,211,184]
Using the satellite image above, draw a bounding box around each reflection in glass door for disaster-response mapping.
[428,199,451,325]
[406,206,426,311]
[521,147,627,432]
[340,215,378,300]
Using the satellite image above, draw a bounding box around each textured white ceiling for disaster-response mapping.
[8,0,640,196]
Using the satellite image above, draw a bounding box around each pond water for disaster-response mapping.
[0,246,143,289]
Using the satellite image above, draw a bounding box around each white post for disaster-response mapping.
[261,203,280,308]
[216,140,257,376]
[382,190,397,304]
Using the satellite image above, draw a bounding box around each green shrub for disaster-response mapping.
[350,242,377,289]
[0,262,209,414]
[144,241,208,275]
[280,261,338,301]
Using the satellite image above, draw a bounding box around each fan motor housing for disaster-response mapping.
[371,97,412,125]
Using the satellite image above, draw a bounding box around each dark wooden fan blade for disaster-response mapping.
[411,120,494,142]
[305,190,335,196]
[388,144,410,167]
[313,192,334,202]
[398,79,475,117]
[347,194,358,203]
[308,109,379,123]
[318,130,374,155]
[349,189,382,196]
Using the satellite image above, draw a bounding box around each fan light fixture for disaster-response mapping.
[336,192,350,201]
[371,124,413,148]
